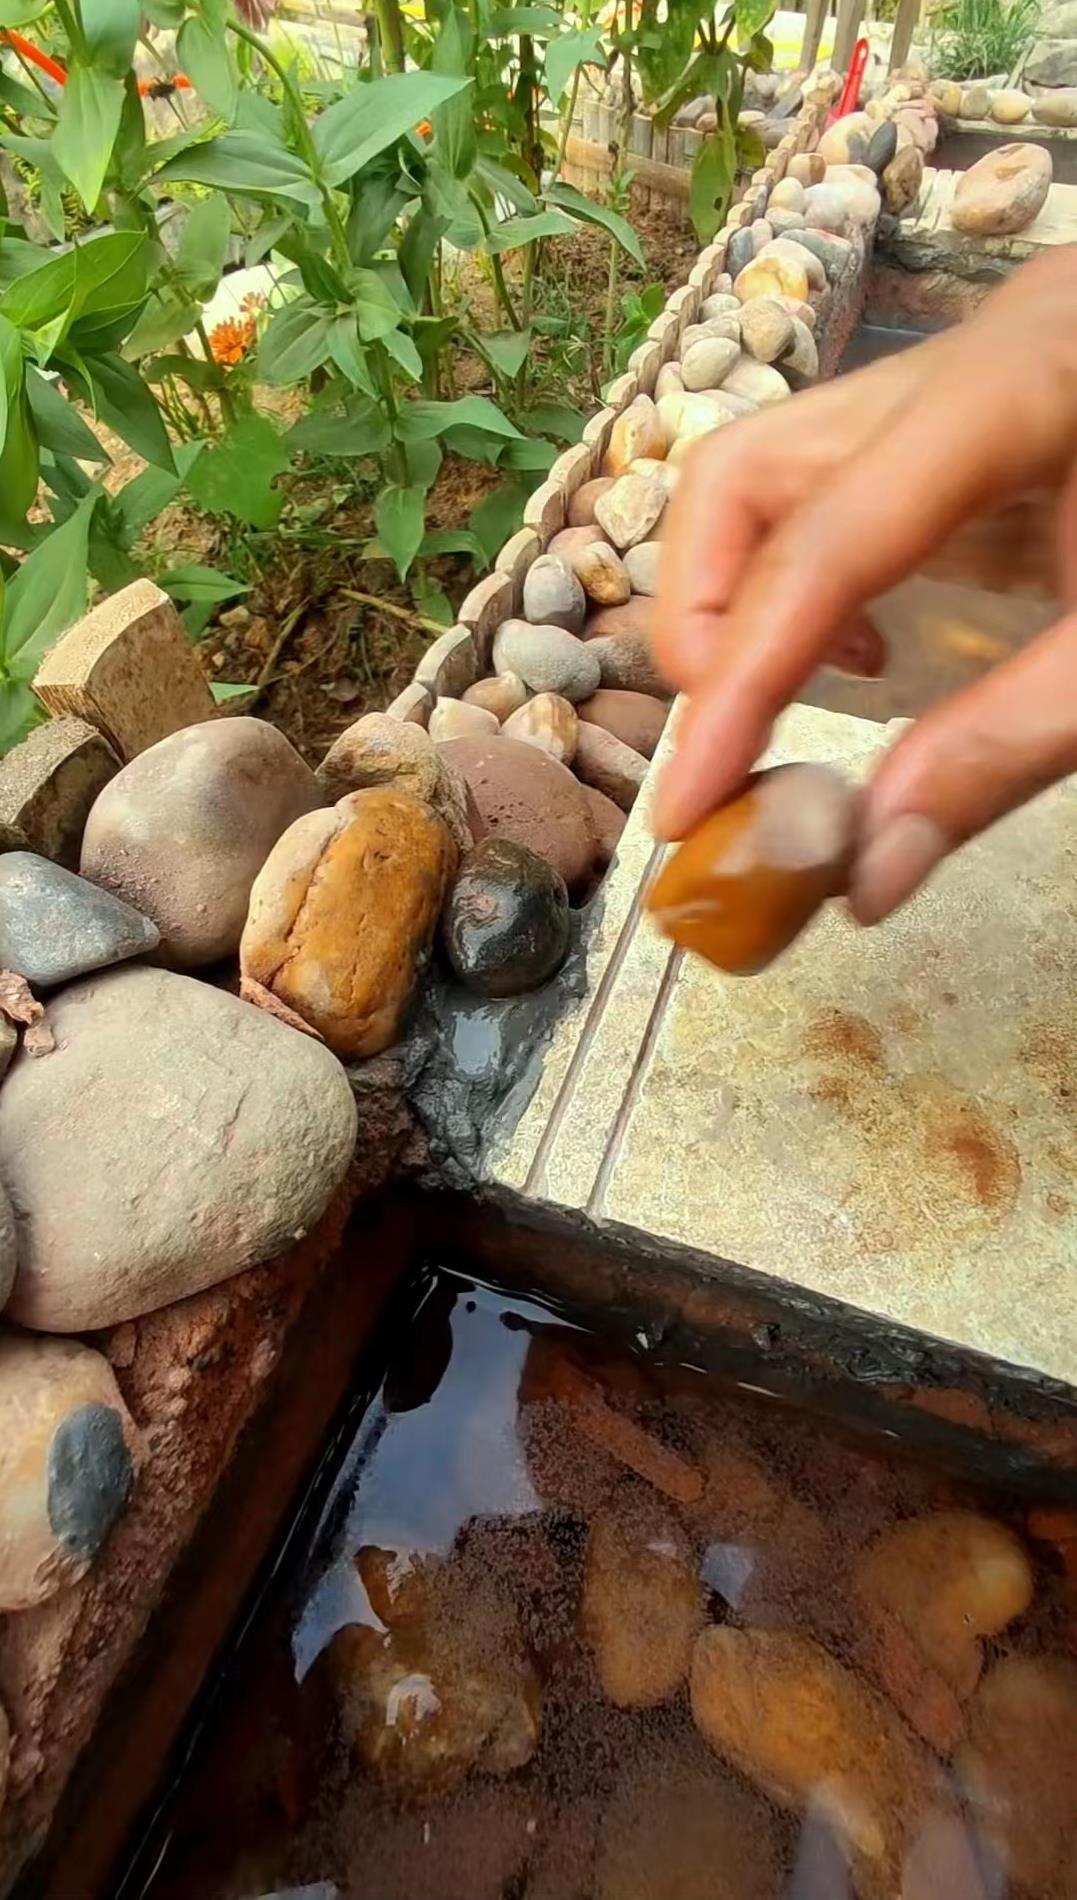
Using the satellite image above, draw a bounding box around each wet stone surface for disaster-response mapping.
[0,851,159,987]
[442,838,571,1000]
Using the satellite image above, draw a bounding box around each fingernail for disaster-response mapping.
[849,814,948,925]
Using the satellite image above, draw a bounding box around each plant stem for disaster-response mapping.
[372,0,405,72]
[341,588,447,635]
[553,63,583,180]
[52,0,85,58]
[370,341,408,482]
[490,251,522,330]
[604,0,634,369]
[228,16,353,278]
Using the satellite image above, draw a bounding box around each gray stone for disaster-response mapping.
[779,227,853,281]
[522,555,586,633]
[782,316,820,381]
[0,1178,14,1310]
[768,209,806,235]
[726,227,755,277]
[492,620,601,703]
[0,965,359,1331]
[442,837,570,998]
[0,1021,15,1090]
[1032,87,1077,124]
[1043,0,1077,31]
[738,297,795,364]
[594,474,667,551]
[0,852,159,987]
[1026,38,1077,86]
[951,142,1053,235]
[48,1402,133,1562]
[80,717,324,970]
[865,120,898,174]
[623,542,661,597]
[680,337,740,392]
[588,634,668,697]
[959,83,991,118]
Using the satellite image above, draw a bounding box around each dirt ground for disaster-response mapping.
[128,212,697,764]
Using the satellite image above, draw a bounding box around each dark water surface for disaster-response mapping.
[118,1263,1077,1900]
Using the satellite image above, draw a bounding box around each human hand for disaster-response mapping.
[652,246,1077,925]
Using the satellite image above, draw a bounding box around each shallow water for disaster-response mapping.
[121,1263,1077,1900]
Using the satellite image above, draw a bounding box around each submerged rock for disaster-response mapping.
[0,852,159,986]
[439,734,596,891]
[0,965,357,1330]
[442,838,570,998]
[241,788,456,1058]
[951,143,1052,235]
[80,717,322,968]
[0,1332,136,1607]
[957,1655,1077,1895]
[646,763,855,974]
[581,1484,703,1707]
[596,1737,783,1900]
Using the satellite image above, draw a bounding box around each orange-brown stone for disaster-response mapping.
[240,787,456,1058]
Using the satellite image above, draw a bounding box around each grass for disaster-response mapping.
[931,0,1042,79]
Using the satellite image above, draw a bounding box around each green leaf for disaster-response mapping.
[399,204,450,309]
[0,382,36,524]
[2,489,98,668]
[498,434,556,471]
[109,442,203,545]
[185,413,289,529]
[155,132,319,210]
[0,679,38,753]
[210,680,255,702]
[430,7,476,181]
[72,353,175,471]
[0,68,54,119]
[734,0,777,43]
[312,71,473,189]
[346,167,414,265]
[469,480,526,562]
[82,0,140,72]
[690,120,736,242]
[403,436,442,490]
[375,484,424,581]
[517,401,583,443]
[174,194,232,298]
[53,66,125,211]
[545,26,606,104]
[178,14,238,122]
[258,298,333,385]
[734,120,766,172]
[486,209,577,253]
[411,573,453,627]
[420,527,485,560]
[473,155,537,215]
[423,165,485,251]
[396,395,522,444]
[122,287,199,359]
[488,5,561,31]
[289,399,390,458]
[478,327,530,381]
[380,327,423,382]
[246,210,292,267]
[0,312,19,457]
[0,0,46,24]
[0,230,146,335]
[26,368,109,462]
[143,354,225,393]
[353,269,401,342]
[159,563,248,602]
[546,181,645,267]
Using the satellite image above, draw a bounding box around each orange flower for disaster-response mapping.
[415,118,432,137]
[208,314,256,367]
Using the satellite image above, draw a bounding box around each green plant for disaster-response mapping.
[931,0,1039,77]
[610,274,662,372]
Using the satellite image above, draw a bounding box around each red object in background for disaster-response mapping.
[829,36,869,122]
[1,28,191,93]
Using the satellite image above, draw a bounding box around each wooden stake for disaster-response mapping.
[34,580,215,761]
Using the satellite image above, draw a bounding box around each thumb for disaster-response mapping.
[851,610,1077,925]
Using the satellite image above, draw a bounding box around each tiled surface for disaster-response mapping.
[488,701,1077,1391]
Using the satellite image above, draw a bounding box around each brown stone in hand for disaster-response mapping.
[646,763,856,974]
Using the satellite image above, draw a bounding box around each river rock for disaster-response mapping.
[81,718,323,969]
[788,226,854,280]
[722,356,790,405]
[957,1656,1077,1895]
[733,252,810,304]
[817,110,874,164]
[462,673,529,722]
[0,1333,137,1609]
[622,541,660,597]
[959,82,991,118]
[0,966,358,1329]
[802,180,861,234]
[503,692,578,765]
[767,209,805,237]
[951,142,1053,234]
[596,1738,783,1900]
[865,118,899,174]
[548,523,608,564]
[738,297,795,363]
[0,852,159,987]
[690,1627,942,1896]
[583,596,654,642]
[241,789,455,1060]
[990,87,1031,123]
[582,784,627,871]
[630,457,680,496]
[749,216,773,254]
[428,698,499,743]
[726,226,755,276]
[680,337,740,392]
[522,555,586,633]
[680,317,742,353]
[930,78,962,114]
[1026,36,1077,85]
[588,634,667,697]
[654,360,685,401]
[0,1182,13,1310]
[768,175,806,213]
[760,235,826,291]
[604,395,666,476]
[576,690,667,759]
[883,142,924,214]
[568,541,631,605]
[594,474,667,551]
[658,390,737,450]
[700,292,741,321]
[581,1487,703,1707]
[856,1510,1033,1699]
[788,151,826,185]
[439,735,596,891]
[316,711,473,852]
[573,724,648,811]
[567,476,615,527]
[1033,87,1077,125]
[492,620,600,703]
[783,317,819,380]
[442,838,570,998]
